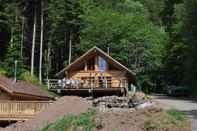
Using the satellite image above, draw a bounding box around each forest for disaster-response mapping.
[0,0,196,95]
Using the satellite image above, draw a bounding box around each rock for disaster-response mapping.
[136,102,154,109]
[94,115,103,129]
[92,92,152,112]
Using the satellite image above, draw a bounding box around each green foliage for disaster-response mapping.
[183,0,197,95]
[144,109,188,131]
[41,111,96,131]
[0,67,7,75]
[80,0,168,74]
[1,1,26,78]
[80,0,169,93]
[136,0,165,26]
[1,0,197,95]
[166,109,187,123]
[19,71,39,85]
[140,77,155,94]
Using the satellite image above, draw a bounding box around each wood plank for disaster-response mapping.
[0,101,52,121]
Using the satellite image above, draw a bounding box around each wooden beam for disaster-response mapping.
[95,56,98,71]
[84,62,87,71]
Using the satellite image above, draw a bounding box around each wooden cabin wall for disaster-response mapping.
[64,55,132,89]
[68,70,128,88]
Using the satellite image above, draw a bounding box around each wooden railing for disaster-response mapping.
[46,79,128,90]
[0,101,53,120]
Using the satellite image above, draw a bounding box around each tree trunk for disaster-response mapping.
[39,0,44,83]
[46,43,51,79]
[68,32,72,65]
[31,1,37,76]
[20,16,25,59]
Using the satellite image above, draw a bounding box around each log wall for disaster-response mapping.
[0,101,52,120]
[68,70,128,88]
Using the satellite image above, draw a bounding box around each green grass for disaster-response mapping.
[0,67,7,75]
[144,109,189,131]
[40,111,96,131]
[166,109,187,125]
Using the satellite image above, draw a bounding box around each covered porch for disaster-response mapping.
[46,78,128,96]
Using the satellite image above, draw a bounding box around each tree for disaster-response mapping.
[80,0,167,73]
[39,0,44,83]
[0,0,11,61]
[46,0,82,76]
[31,0,37,76]
[161,2,186,85]
[3,1,25,77]
[183,0,197,95]
[79,0,168,92]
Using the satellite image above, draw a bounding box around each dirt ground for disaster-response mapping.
[0,96,191,131]
[1,96,90,131]
[153,95,197,131]
[94,107,190,131]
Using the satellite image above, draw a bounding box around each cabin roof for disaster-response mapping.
[56,46,136,77]
[0,76,53,99]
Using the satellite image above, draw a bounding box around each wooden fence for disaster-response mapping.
[0,101,53,120]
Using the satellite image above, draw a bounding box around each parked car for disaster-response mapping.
[167,85,191,96]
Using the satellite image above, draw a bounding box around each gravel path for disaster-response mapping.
[153,95,197,131]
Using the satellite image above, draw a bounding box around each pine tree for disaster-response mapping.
[4,2,25,77]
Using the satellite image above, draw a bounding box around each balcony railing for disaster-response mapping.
[0,101,52,120]
[46,78,128,90]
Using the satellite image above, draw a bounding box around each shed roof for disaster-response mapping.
[0,75,53,99]
[56,46,136,77]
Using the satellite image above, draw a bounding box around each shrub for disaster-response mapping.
[19,71,39,85]
[0,67,7,75]
[41,112,96,131]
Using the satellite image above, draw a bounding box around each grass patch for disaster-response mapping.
[166,109,187,125]
[40,111,96,131]
[0,67,7,75]
[144,109,190,131]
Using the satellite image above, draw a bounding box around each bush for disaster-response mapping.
[0,67,7,75]
[41,112,96,131]
[166,109,187,124]
[19,71,39,85]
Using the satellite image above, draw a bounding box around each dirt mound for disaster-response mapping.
[94,108,190,131]
[2,96,90,131]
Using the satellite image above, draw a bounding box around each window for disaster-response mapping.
[98,56,107,72]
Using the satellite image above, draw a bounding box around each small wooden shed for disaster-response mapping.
[0,75,53,101]
[0,76,53,121]
[54,46,136,95]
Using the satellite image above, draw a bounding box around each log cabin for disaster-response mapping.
[0,76,53,121]
[52,46,136,96]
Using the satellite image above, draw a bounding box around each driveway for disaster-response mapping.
[153,95,197,131]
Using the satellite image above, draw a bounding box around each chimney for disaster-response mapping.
[107,47,110,55]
